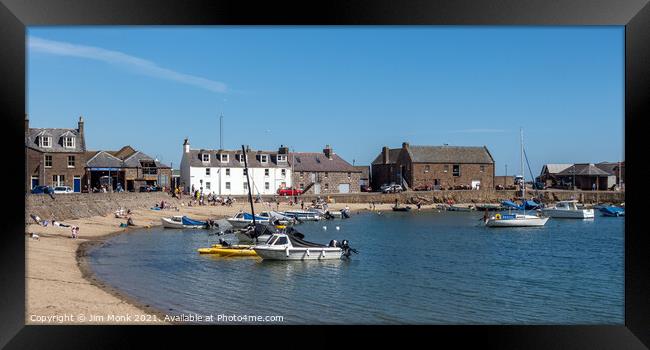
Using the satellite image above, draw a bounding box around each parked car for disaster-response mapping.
[278,188,303,196]
[382,184,403,193]
[139,185,161,192]
[53,186,74,194]
[31,185,54,194]
[360,185,372,192]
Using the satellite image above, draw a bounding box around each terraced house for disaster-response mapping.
[372,142,495,191]
[290,145,361,194]
[25,115,87,192]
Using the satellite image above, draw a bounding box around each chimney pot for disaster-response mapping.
[402,142,409,149]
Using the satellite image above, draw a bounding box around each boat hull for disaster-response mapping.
[254,246,343,260]
[541,208,594,219]
[486,216,549,227]
[161,217,205,229]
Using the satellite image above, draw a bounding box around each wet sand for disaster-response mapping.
[25,200,404,325]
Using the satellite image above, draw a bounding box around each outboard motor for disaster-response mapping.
[329,239,338,247]
[337,239,358,258]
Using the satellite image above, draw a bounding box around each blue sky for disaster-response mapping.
[27,26,624,176]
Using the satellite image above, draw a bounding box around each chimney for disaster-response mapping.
[183,137,190,153]
[382,146,390,164]
[402,142,409,149]
[323,145,333,159]
[25,114,29,134]
[78,115,84,135]
[278,145,289,154]
[246,145,251,153]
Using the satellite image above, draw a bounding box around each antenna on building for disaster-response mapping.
[219,113,224,150]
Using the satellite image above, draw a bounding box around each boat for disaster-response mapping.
[600,206,625,217]
[475,204,503,211]
[485,213,549,227]
[234,222,279,244]
[253,230,357,261]
[281,210,322,221]
[227,212,270,229]
[448,205,475,212]
[258,211,295,225]
[161,216,211,229]
[485,128,549,228]
[541,200,594,219]
[197,243,258,257]
[392,206,412,212]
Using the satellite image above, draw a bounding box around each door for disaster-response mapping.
[31,177,39,189]
[314,183,321,194]
[73,177,81,192]
[338,183,350,193]
[471,180,481,190]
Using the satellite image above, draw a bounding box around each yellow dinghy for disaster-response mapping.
[197,244,258,257]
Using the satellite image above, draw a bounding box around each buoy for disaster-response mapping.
[322,226,327,230]
[335,226,340,230]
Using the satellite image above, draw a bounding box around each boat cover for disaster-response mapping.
[182,216,206,226]
[600,206,624,216]
[243,213,267,221]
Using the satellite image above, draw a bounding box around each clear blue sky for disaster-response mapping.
[27,26,624,176]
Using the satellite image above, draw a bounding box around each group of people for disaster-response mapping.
[29,214,79,238]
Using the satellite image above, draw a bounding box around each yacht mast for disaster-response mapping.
[520,128,526,209]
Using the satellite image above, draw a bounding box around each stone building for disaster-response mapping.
[371,142,495,191]
[290,145,361,194]
[85,146,172,192]
[25,115,88,192]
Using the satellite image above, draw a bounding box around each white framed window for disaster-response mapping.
[281,169,286,177]
[264,169,269,177]
[237,154,247,163]
[52,175,65,187]
[347,172,351,178]
[206,168,211,176]
[300,171,303,179]
[225,168,230,176]
[324,172,328,178]
[277,155,287,162]
[64,136,75,148]
[206,182,211,190]
[220,154,229,163]
[265,182,270,190]
[453,164,461,177]
[260,154,268,163]
[243,169,248,176]
[225,182,231,190]
[425,165,430,173]
[40,136,51,148]
[243,182,248,190]
[202,153,210,162]
[44,155,52,168]
[68,155,75,168]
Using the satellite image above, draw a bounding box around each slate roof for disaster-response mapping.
[405,145,494,164]
[111,145,137,160]
[353,165,370,179]
[289,152,359,172]
[123,151,170,168]
[86,148,170,169]
[86,151,124,168]
[371,148,402,165]
[595,162,623,176]
[557,164,611,176]
[186,149,291,168]
[540,164,573,176]
[26,128,85,153]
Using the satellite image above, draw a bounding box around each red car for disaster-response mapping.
[278,188,303,196]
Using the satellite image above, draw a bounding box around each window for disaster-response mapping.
[202,153,210,162]
[260,155,268,163]
[347,172,351,178]
[44,155,52,167]
[225,182,231,190]
[67,155,75,168]
[206,168,211,176]
[299,183,304,190]
[274,236,288,245]
[424,165,430,173]
[265,169,269,177]
[52,175,65,187]
[300,171,304,179]
[444,165,449,173]
[281,169,286,177]
[64,136,75,148]
[243,182,248,190]
[238,154,247,162]
[324,172,328,178]
[220,154,229,163]
[265,182,270,190]
[243,169,248,176]
[206,182,211,190]
[453,164,461,177]
[480,165,485,173]
[225,168,230,176]
[40,136,51,148]
[277,155,287,162]
[324,183,329,190]
[140,160,158,175]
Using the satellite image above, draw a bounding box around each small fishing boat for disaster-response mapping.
[392,206,412,212]
[281,210,322,221]
[227,212,270,229]
[161,216,211,229]
[485,213,549,227]
[258,211,294,225]
[541,200,594,219]
[600,206,625,217]
[253,231,357,261]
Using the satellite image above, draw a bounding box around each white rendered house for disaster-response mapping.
[180,139,292,195]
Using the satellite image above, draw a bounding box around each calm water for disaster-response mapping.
[88,210,624,324]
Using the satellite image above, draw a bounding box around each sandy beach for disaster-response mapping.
[25,199,403,325]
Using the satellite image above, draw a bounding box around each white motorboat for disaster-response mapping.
[161,216,209,229]
[281,210,322,221]
[541,200,594,219]
[485,213,549,227]
[227,212,270,229]
[253,232,356,260]
[258,211,295,225]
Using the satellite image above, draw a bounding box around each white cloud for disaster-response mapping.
[29,36,227,93]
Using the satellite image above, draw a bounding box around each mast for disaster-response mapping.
[520,127,525,200]
[220,114,223,150]
[242,145,256,226]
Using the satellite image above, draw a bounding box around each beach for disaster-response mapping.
[25,199,397,325]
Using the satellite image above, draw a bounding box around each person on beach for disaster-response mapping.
[71,226,78,239]
[416,202,422,210]
[127,216,135,226]
[301,200,304,210]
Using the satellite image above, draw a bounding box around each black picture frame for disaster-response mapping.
[1,0,648,348]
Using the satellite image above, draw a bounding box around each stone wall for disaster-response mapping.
[292,171,361,194]
[26,148,87,190]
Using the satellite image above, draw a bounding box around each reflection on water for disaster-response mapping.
[88,211,624,324]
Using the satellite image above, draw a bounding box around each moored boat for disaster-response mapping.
[281,210,322,221]
[197,243,258,257]
[161,216,212,229]
[600,206,625,217]
[392,206,412,212]
[227,212,271,229]
[541,200,594,219]
[485,213,549,227]
[253,232,357,261]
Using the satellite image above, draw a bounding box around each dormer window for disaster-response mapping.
[202,153,210,162]
[220,154,229,163]
[277,155,287,162]
[260,154,268,163]
[64,136,75,148]
[40,136,52,148]
[237,154,247,163]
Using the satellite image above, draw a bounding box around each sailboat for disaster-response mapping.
[485,128,549,228]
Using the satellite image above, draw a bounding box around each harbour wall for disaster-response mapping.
[26,189,625,221]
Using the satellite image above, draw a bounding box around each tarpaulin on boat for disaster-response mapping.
[182,216,206,226]
[242,213,267,221]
